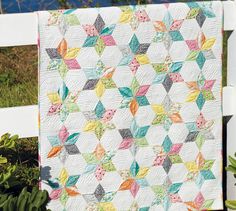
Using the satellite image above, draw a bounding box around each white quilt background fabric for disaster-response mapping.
[38,2,223,210]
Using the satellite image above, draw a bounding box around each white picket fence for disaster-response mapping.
[0,1,236,209]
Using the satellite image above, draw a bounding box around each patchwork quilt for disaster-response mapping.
[38,2,223,210]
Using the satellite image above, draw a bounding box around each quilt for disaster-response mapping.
[38,2,223,210]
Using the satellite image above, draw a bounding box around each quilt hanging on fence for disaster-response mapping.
[38,1,223,210]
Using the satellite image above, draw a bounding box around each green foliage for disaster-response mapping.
[0,46,38,108]
[0,134,18,190]
[111,0,147,5]
[226,200,236,210]
[225,154,236,175]
[225,153,236,209]
[0,187,50,211]
[57,0,72,9]
[0,133,17,151]
[0,134,39,195]
[0,134,50,210]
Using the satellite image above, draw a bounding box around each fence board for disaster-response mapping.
[0,105,38,137]
[0,13,37,47]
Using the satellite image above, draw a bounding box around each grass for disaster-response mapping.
[0,46,38,107]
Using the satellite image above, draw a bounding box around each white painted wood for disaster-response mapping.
[224,1,236,31]
[226,24,236,210]
[223,86,236,116]
[0,105,38,138]
[0,13,38,47]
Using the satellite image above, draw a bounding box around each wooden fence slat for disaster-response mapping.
[0,105,38,138]
[0,13,38,47]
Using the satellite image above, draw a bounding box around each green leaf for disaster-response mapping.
[0,133,10,143]
[0,134,17,149]
[226,165,236,174]
[0,155,7,164]
[225,200,236,210]
[229,155,236,167]
[0,165,16,185]
[3,139,15,149]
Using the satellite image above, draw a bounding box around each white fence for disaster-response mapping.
[0,1,236,209]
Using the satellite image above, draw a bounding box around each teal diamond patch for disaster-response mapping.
[162,136,172,153]
[130,160,140,177]
[136,96,149,106]
[169,31,183,41]
[196,51,206,69]
[129,34,140,54]
[83,36,99,47]
[196,92,205,110]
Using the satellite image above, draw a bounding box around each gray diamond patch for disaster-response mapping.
[94,184,105,202]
